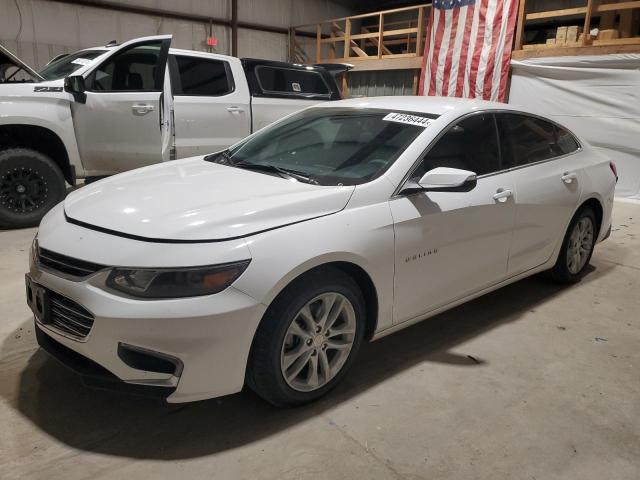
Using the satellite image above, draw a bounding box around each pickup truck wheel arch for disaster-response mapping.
[0,148,66,229]
[0,125,73,185]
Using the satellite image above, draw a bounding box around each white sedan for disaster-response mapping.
[26,97,616,406]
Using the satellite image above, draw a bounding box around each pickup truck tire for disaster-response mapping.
[0,148,66,229]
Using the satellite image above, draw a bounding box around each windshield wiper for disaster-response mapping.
[233,162,318,185]
[204,150,233,165]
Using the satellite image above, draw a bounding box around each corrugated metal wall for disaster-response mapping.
[0,0,351,69]
[347,69,417,98]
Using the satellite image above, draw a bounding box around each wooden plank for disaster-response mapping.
[381,52,419,58]
[593,36,640,45]
[416,6,425,55]
[378,13,384,58]
[598,1,640,12]
[351,43,369,57]
[383,27,419,37]
[619,9,634,37]
[583,0,595,45]
[322,56,424,71]
[316,24,321,63]
[343,18,351,58]
[511,43,640,59]
[514,0,526,50]
[288,28,295,62]
[349,32,379,40]
[525,7,587,20]
[292,3,431,29]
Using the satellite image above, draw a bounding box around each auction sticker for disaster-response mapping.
[383,112,432,127]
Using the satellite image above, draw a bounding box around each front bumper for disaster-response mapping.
[29,264,266,403]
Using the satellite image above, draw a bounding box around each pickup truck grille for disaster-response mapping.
[38,247,105,278]
[48,290,95,339]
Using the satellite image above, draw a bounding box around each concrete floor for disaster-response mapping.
[1,201,639,480]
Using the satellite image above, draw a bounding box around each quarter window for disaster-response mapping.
[497,113,579,168]
[256,66,330,96]
[89,42,163,92]
[412,113,500,180]
[172,56,232,96]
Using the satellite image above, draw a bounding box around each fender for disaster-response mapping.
[0,82,86,178]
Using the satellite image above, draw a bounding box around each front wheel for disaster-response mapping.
[247,267,365,406]
[0,148,66,229]
[548,207,597,283]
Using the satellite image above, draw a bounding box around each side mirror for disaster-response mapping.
[64,75,86,103]
[401,167,477,194]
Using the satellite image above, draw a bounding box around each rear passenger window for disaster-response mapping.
[412,113,500,179]
[173,56,232,96]
[256,66,329,96]
[497,113,579,168]
[555,124,580,155]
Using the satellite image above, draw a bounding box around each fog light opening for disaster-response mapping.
[117,343,183,377]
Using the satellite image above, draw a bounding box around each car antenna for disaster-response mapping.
[105,40,118,47]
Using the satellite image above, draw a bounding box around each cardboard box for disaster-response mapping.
[566,25,583,42]
[556,26,568,44]
[598,29,619,40]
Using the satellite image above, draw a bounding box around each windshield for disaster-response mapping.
[38,49,104,80]
[208,107,436,186]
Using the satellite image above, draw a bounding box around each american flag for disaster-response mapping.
[419,0,519,102]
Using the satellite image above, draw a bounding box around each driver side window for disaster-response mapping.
[412,113,500,181]
[87,42,163,92]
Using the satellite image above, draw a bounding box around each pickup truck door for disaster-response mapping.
[170,53,250,158]
[70,35,171,174]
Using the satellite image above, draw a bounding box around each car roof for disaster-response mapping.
[317,95,526,116]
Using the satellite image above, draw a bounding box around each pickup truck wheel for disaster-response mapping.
[0,148,66,229]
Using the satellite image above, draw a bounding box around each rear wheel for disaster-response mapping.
[247,267,365,406]
[548,207,597,283]
[0,148,66,229]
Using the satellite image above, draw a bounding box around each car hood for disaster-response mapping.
[0,43,43,82]
[64,157,355,242]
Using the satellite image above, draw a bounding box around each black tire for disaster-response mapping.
[0,148,66,229]
[247,267,366,407]
[548,207,597,284]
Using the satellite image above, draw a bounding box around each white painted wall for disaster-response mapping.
[0,0,351,68]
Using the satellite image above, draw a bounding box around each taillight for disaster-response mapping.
[609,161,618,182]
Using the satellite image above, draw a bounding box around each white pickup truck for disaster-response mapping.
[0,35,344,228]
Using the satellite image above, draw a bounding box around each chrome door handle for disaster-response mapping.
[227,106,245,113]
[132,104,155,115]
[493,188,513,202]
[561,172,577,184]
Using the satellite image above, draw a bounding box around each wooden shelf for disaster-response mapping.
[289,3,430,69]
[515,0,640,59]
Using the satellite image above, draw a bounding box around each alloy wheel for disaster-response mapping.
[280,292,357,392]
[566,217,594,274]
[0,167,49,214]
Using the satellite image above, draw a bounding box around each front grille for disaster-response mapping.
[38,247,105,278]
[47,290,95,339]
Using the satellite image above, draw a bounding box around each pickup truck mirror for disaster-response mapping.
[64,75,87,104]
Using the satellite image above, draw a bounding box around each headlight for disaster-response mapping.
[31,236,39,266]
[105,260,250,299]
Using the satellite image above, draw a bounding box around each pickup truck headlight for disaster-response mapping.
[106,260,250,299]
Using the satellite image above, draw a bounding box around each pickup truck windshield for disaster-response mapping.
[208,107,438,186]
[39,50,104,80]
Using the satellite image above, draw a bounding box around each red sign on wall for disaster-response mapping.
[206,37,218,47]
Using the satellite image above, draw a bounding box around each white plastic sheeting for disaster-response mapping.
[509,55,640,198]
